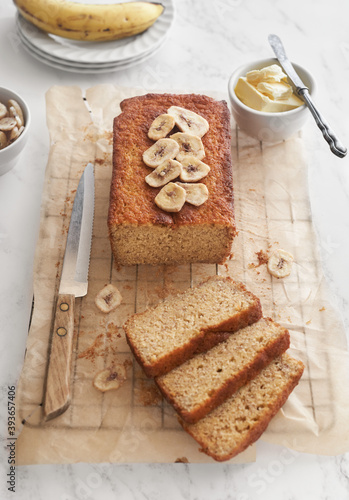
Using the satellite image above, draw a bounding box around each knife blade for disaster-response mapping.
[268,34,347,158]
[44,163,95,421]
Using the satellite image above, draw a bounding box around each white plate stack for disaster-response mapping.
[16,0,174,73]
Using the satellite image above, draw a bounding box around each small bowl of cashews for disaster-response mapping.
[0,87,31,176]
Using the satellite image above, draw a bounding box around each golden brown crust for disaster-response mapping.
[108,93,235,229]
[156,326,290,423]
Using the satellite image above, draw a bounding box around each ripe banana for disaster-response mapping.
[14,0,165,42]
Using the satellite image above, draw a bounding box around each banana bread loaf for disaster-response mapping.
[156,318,290,423]
[108,93,236,266]
[180,353,304,461]
[124,276,262,377]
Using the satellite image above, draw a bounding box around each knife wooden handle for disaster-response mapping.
[44,293,75,421]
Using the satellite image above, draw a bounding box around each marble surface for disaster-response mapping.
[1,0,349,498]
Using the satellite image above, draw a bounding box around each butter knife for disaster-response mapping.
[268,34,347,158]
[43,163,95,420]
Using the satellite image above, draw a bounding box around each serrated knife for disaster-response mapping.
[44,163,95,421]
[268,34,347,158]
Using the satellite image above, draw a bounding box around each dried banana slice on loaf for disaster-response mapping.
[143,138,180,167]
[155,182,186,212]
[145,159,182,187]
[168,106,209,137]
[180,156,210,182]
[170,132,205,162]
[176,182,209,206]
[148,114,175,140]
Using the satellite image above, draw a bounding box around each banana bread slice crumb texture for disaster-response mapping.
[180,353,304,462]
[124,276,262,377]
[156,318,290,423]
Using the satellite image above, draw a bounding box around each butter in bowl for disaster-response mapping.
[228,58,316,143]
[235,63,304,113]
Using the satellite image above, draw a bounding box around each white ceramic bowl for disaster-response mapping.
[0,87,31,176]
[228,58,316,143]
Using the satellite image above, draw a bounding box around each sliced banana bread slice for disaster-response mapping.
[124,276,262,377]
[156,318,290,423]
[180,353,304,462]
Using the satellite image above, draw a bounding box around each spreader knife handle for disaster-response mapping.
[299,89,347,158]
[44,294,75,421]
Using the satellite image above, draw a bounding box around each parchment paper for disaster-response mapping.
[14,85,349,465]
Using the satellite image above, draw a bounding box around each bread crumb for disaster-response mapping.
[135,380,163,406]
[78,323,121,363]
[175,457,189,463]
[249,249,270,269]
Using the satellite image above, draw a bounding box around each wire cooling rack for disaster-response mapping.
[17,97,346,458]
